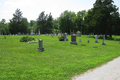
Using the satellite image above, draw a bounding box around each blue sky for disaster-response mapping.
[0,0,120,22]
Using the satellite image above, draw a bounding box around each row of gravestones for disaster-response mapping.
[37,34,106,52]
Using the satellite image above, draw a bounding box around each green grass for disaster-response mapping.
[0,35,120,80]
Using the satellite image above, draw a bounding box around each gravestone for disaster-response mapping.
[70,34,77,45]
[88,40,90,43]
[31,30,33,35]
[18,32,21,35]
[79,39,81,42]
[102,35,106,45]
[37,37,39,40]
[77,31,81,36]
[95,35,99,43]
[37,39,45,52]
[38,29,40,35]
[4,36,6,39]
[64,33,68,41]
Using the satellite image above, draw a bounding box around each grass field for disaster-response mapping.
[0,35,120,80]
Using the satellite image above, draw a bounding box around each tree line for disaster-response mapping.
[0,0,120,37]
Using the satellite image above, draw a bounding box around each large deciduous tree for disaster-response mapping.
[92,0,119,37]
[58,10,76,34]
[0,19,9,35]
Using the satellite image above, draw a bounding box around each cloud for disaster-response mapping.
[0,0,95,22]
[0,2,1,5]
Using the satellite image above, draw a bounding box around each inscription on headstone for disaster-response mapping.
[70,34,77,45]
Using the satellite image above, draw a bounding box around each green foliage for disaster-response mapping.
[0,19,9,35]
[58,10,76,34]
[37,11,53,34]
[9,8,28,34]
[58,35,64,41]
[91,0,119,36]
[20,36,35,42]
[1,35,120,80]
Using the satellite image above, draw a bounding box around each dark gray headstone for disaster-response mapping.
[4,36,6,39]
[88,40,90,43]
[37,39,45,52]
[79,39,81,42]
[102,35,106,45]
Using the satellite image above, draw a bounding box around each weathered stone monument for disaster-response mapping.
[37,37,39,40]
[4,36,6,39]
[95,35,99,43]
[88,40,90,43]
[18,32,21,35]
[31,30,33,35]
[79,39,81,42]
[70,34,77,45]
[37,39,45,52]
[38,29,40,35]
[102,35,106,45]
[64,33,68,41]
[77,31,81,36]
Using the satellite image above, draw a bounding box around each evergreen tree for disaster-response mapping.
[9,8,28,34]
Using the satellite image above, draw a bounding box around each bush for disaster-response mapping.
[58,36,64,41]
[20,36,35,42]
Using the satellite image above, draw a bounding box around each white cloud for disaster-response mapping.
[0,0,95,22]
[0,2,1,5]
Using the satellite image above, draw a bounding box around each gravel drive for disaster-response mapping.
[72,57,120,80]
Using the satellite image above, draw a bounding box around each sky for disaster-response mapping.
[0,0,120,22]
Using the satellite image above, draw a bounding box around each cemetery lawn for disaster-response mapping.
[0,35,120,80]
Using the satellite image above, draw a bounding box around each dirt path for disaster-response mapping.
[72,57,120,80]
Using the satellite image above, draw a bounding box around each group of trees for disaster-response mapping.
[1,0,120,37]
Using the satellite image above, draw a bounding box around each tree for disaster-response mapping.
[46,13,53,33]
[75,10,86,34]
[84,9,95,34]
[9,8,28,34]
[0,19,9,35]
[58,10,76,34]
[37,11,53,34]
[92,0,119,37]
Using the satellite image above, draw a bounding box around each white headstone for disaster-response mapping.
[38,29,40,35]
[31,30,33,35]
[77,31,81,36]
[95,35,99,43]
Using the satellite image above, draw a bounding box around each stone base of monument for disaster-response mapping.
[37,47,45,52]
[95,41,99,43]
[70,41,77,45]
[102,43,106,45]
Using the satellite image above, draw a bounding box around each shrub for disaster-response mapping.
[20,36,35,42]
[58,36,64,41]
